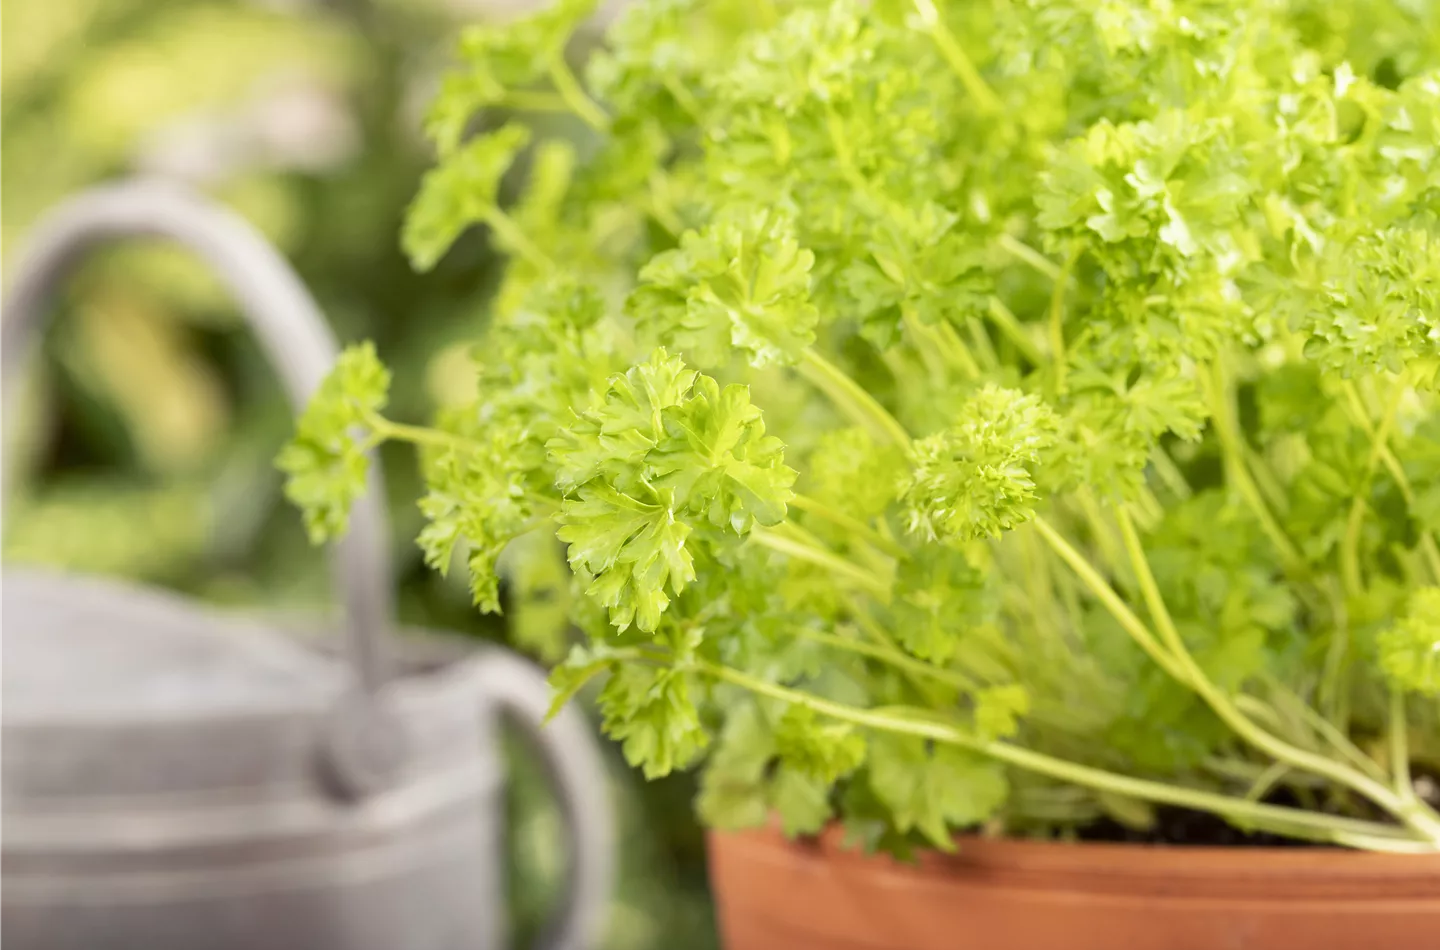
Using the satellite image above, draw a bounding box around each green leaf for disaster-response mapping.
[628,209,818,368]
[649,375,797,531]
[974,684,1031,741]
[1378,587,1440,695]
[773,704,866,784]
[901,385,1058,544]
[549,349,793,632]
[598,661,709,779]
[889,546,991,664]
[697,699,843,837]
[866,733,1007,852]
[276,343,390,545]
[425,0,598,153]
[805,427,906,521]
[403,123,532,272]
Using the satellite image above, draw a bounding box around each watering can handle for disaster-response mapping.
[0,178,394,697]
[471,649,614,950]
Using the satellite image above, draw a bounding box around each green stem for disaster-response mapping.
[696,660,1431,849]
[791,626,973,692]
[797,349,912,452]
[996,235,1062,280]
[984,297,1046,366]
[750,526,891,596]
[1149,443,1193,501]
[661,76,705,123]
[1113,507,1440,841]
[937,321,983,378]
[910,0,1001,113]
[366,413,483,453]
[644,171,685,236]
[1340,382,1440,582]
[1242,443,1290,516]
[483,208,556,271]
[1319,578,1352,729]
[1341,371,1411,597]
[1032,516,1188,683]
[1049,245,1080,391]
[1391,689,1412,799]
[1262,676,1389,783]
[499,89,575,114]
[546,55,609,131]
[903,307,979,379]
[790,493,908,559]
[1244,761,1292,803]
[965,317,1000,371]
[1203,361,1307,578]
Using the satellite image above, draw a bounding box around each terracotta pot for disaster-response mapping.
[707,822,1440,950]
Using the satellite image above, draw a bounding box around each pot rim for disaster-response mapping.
[707,820,1440,902]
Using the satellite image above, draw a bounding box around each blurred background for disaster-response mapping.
[1,0,716,945]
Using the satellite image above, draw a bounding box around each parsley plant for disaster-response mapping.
[283,0,1440,853]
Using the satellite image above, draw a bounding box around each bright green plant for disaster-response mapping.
[283,0,1440,853]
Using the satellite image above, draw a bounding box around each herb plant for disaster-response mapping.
[282,0,1440,853]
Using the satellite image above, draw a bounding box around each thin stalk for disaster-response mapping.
[1076,490,1128,579]
[1016,525,1065,640]
[750,526,891,596]
[797,348,912,451]
[365,413,483,453]
[1031,516,1188,683]
[843,595,928,675]
[984,297,1046,366]
[1391,689,1413,800]
[1341,371,1411,597]
[996,235,1062,280]
[1262,676,1389,783]
[500,89,575,114]
[546,56,609,131]
[910,0,1001,112]
[792,626,974,693]
[1114,507,1440,842]
[966,316,1001,371]
[1203,361,1307,578]
[1341,379,1413,499]
[1244,761,1292,803]
[483,209,556,271]
[1243,444,1290,515]
[903,307,980,379]
[1049,245,1080,390]
[645,172,684,236]
[1149,443,1193,501]
[1317,578,1353,729]
[696,660,1430,849]
[661,76,705,123]
[790,493,908,559]
[901,306,951,384]
[937,321,983,377]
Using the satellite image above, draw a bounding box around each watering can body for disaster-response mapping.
[1,182,613,950]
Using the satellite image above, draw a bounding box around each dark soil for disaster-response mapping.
[1077,770,1440,847]
[1077,805,1323,848]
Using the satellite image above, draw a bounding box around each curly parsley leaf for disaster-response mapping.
[277,342,390,545]
[403,123,532,272]
[1378,588,1440,695]
[628,209,818,369]
[901,386,1058,544]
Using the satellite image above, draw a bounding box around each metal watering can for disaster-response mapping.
[1,180,614,950]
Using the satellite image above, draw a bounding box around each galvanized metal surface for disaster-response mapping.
[1,180,614,950]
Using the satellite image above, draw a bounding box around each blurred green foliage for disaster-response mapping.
[1,0,716,946]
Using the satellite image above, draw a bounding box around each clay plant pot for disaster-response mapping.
[707,821,1440,950]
